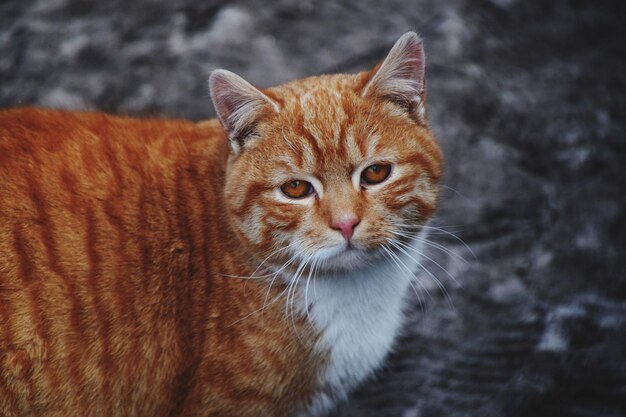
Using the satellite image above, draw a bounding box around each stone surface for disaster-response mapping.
[1,1,625,416]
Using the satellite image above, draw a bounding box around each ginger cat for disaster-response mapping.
[0,32,442,416]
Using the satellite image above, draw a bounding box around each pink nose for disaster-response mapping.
[332,217,361,241]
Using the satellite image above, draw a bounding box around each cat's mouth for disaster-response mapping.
[313,241,375,271]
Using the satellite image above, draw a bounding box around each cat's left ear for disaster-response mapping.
[209,69,279,154]
[361,32,427,125]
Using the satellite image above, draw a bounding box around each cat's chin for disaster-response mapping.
[315,244,378,272]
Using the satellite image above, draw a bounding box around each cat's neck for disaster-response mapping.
[297,238,424,415]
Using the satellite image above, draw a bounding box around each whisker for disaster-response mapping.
[390,222,477,260]
[303,256,319,324]
[386,239,439,292]
[262,251,301,314]
[380,244,427,312]
[393,238,462,289]
[218,244,293,280]
[391,229,470,265]
[285,254,314,344]
[388,220,463,231]
[387,238,456,309]
[228,246,307,327]
[440,184,472,204]
[263,242,316,317]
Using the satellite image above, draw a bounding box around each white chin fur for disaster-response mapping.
[316,247,369,271]
[311,241,386,273]
[297,234,428,416]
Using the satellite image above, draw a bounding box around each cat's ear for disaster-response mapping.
[361,32,426,124]
[209,69,279,154]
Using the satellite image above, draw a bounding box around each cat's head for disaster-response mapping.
[210,32,442,274]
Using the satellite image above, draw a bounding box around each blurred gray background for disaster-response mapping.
[1,0,625,416]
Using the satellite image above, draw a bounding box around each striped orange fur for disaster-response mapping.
[0,32,442,416]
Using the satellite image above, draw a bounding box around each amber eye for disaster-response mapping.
[280,180,314,199]
[361,163,392,185]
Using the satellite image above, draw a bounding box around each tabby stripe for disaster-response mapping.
[131,169,157,410]
[12,225,53,406]
[0,293,19,413]
[295,110,323,168]
[141,183,167,386]
[268,217,298,231]
[281,137,304,169]
[79,142,98,179]
[257,225,279,256]
[235,182,269,217]
[252,331,286,374]
[168,169,198,415]
[398,151,440,180]
[101,138,150,375]
[178,166,217,414]
[12,227,35,284]
[102,202,143,400]
[23,176,62,391]
[388,184,418,197]
[58,168,92,402]
[356,126,371,160]
[84,207,113,410]
[102,138,123,184]
[340,93,356,148]
[418,198,436,218]
[167,364,198,417]
[100,138,144,366]
[266,205,298,222]
[228,382,276,406]
[336,98,354,160]
[137,185,152,290]
[159,177,178,246]
[388,172,421,190]
[407,137,443,177]
[273,159,300,175]
[336,119,349,159]
[388,194,434,217]
[212,365,275,406]
[415,132,443,166]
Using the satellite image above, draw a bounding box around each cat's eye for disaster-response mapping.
[360,163,392,185]
[280,180,314,199]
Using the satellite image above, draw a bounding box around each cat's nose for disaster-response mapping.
[331,216,361,241]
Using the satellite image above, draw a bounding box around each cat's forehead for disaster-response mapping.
[298,87,349,150]
[268,73,368,113]
[260,80,374,171]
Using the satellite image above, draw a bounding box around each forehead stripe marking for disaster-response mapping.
[295,109,324,168]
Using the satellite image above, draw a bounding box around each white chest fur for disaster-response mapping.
[299,240,423,416]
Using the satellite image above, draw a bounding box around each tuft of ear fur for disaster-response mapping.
[209,69,279,153]
[362,32,427,124]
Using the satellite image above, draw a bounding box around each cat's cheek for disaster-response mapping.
[235,209,268,246]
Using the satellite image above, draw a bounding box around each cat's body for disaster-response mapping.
[0,33,442,416]
[0,110,322,416]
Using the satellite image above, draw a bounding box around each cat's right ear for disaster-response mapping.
[209,69,279,154]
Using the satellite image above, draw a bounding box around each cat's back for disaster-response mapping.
[0,107,225,177]
[0,107,206,159]
[0,108,226,220]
